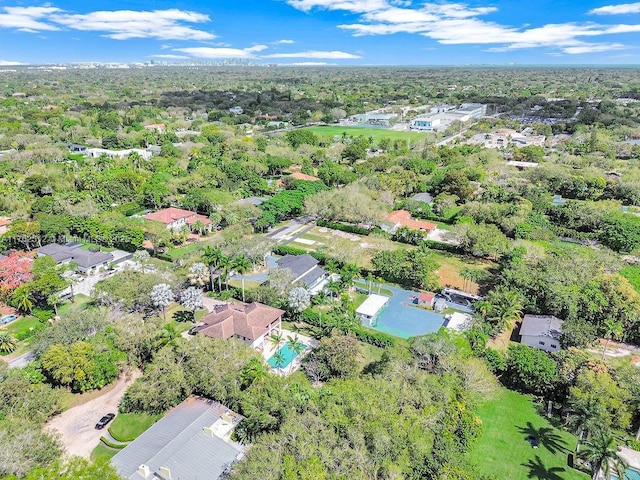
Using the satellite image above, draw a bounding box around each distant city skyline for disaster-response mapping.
[1,0,640,65]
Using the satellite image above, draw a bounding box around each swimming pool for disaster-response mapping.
[613,468,640,480]
[359,284,447,339]
[267,343,308,369]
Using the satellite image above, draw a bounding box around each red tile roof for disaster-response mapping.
[0,219,11,227]
[288,171,320,182]
[198,302,285,342]
[143,208,211,225]
[418,293,434,302]
[387,210,436,232]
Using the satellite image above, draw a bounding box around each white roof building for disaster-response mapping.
[444,312,471,332]
[356,294,390,325]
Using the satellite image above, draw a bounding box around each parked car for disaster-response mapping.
[0,314,17,325]
[95,413,116,430]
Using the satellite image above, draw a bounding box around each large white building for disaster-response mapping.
[410,103,487,132]
[85,148,153,160]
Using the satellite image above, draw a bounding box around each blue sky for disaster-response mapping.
[1,0,640,65]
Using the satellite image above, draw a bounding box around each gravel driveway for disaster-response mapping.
[45,371,140,458]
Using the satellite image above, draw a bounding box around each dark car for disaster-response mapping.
[95,413,115,430]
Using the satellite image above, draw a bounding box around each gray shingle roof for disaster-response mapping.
[111,398,243,480]
[276,254,319,278]
[276,254,327,288]
[520,314,564,340]
[36,243,113,268]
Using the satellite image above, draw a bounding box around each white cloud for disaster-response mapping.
[262,50,361,58]
[288,0,639,54]
[150,54,190,59]
[290,62,331,65]
[174,45,268,59]
[0,6,215,40]
[276,39,295,44]
[51,9,214,40]
[0,6,61,32]
[0,59,27,65]
[589,2,640,15]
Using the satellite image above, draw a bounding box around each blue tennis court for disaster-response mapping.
[362,284,446,339]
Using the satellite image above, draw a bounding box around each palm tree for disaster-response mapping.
[602,318,624,361]
[202,246,226,292]
[269,332,284,352]
[11,287,33,313]
[286,334,305,373]
[565,396,608,453]
[460,267,474,291]
[47,293,61,317]
[579,431,626,480]
[487,290,523,333]
[474,300,494,321]
[233,254,252,302]
[339,264,360,293]
[0,332,18,353]
[272,351,286,371]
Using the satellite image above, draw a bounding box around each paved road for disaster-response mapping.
[6,350,35,369]
[45,371,140,459]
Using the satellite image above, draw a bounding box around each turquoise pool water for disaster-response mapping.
[267,343,307,369]
[613,468,640,480]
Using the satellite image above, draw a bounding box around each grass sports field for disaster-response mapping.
[301,125,431,143]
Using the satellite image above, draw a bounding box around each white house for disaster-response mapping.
[519,314,564,353]
[356,294,390,326]
[444,312,471,332]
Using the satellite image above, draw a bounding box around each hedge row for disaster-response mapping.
[391,229,465,254]
[100,436,127,449]
[317,219,372,236]
[299,309,396,348]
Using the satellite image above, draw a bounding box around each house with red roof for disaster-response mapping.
[143,123,166,133]
[0,218,11,236]
[385,210,436,233]
[193,302,285,350]
[416,293,435,308]
[143,208,212,233]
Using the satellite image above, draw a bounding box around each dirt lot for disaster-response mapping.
[45,371,140,458]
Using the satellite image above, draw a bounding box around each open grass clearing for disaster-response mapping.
[108,412,161,442]
[302,126,430,143]
[90,443,119,463]
[468,387,588,480]
[58,294,94,316]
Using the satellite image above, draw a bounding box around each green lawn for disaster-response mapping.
[108,412,161,442]
[3,315,41,337]
[57,294,93,316]
[90,443,119,463]
[468,388,588,480]
[301,126,431,143]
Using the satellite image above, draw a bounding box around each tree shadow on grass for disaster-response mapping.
[522,455,567,480]
[518,421,569,455]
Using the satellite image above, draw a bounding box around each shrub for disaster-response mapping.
[100,436,127,449]
[317,219,371,236]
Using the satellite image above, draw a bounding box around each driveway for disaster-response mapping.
[45,371,140,458]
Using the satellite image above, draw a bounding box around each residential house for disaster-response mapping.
[276,254,329,295]
[0,219,11,235]
[111,397,243,480]
[143,207,212,233]
[519,314,564,353]
[36,243,114,274]
[229,106,244,115]
[67,144,87,153]
[384,210,436,234]
[143,123,166,133]
[276,171,321,187]
[85,148,152,161]
[194,302,284,350]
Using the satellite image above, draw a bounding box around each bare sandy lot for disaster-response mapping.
[45,371,140,458]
